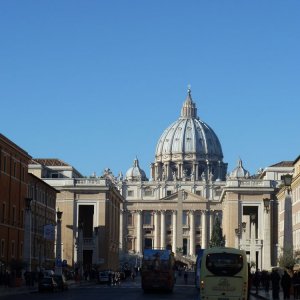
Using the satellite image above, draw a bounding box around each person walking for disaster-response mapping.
[271,269,281,300]
[281,270,292,300]
[184,271,188,284]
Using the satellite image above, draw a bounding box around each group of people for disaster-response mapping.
[0,271,10,287]
[252,268,300,300]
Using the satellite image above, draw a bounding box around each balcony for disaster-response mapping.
[143,224,154,230]
[83,238,94,246]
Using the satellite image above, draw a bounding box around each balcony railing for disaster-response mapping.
[83,238,94,246]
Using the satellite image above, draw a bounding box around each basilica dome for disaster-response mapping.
[229,159,250,179]
[151,89,227,181]
[125,157,148,181]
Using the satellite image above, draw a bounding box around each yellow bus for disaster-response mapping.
[200,247,248,300]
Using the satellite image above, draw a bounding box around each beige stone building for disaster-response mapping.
[28,159,123,273]
[277,156,300,261]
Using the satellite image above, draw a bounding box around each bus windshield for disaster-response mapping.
[206,253,243,276]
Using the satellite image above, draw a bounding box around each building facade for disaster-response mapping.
[277,157,300,262]
[0,134,31,273]
[27,173,57,270]
[28,159,123,273]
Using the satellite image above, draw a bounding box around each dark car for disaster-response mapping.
[38,277,58,292]
[52,274,68,291]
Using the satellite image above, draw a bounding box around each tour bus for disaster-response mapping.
[195,248,205,289]
[141,249,175,292]
[200,247,248,300]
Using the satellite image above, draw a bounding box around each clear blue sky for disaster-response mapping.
[1,1,299,178]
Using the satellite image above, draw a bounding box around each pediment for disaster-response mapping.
[160,189,206,202]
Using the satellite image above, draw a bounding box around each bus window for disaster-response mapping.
[206,253,243,276]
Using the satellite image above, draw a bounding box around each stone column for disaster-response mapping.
[189,211,195,256]
[154,211,160,249]
[24,198,32,272]
[136,211,143,254]
[161,210,166,249]
[209,210,214,241]
[201,210,207,249]
[263,200,271,270]
[172,211,177,252]
[119,209,124,251]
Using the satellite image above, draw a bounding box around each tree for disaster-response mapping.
[209,217,225,248]
[278,247,296,270]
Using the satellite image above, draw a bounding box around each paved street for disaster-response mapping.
[0,274,265,300]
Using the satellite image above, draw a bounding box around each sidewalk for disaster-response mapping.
[0,279,93,298]
[250,287,297,300]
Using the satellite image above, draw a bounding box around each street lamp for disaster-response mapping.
[282,174,293,192]
[282,174,293,258]
[55,209,63,275]
[242,222,247,232]
[24,197,32,271]
[263,198,271,213]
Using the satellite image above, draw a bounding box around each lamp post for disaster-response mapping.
[23,197,32,272]
[281,174,293,260]
[250,214,256,269]
[92,226,99,266]
[55,209,63,275]
[77,221,84,279]
[235,228,241,249]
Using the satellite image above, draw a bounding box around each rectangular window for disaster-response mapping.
[12,206,16,225]
[127,190,134,197]
[3,156,6,173]
[215,190,221,197]
[127,238,133,251]
[0,240,4,257]
[20,242,23,258]
[21,210,24,227]
[144,190,152,197]
[167,190,172,196]
[13,161,17,177]
[2,203,5,223]
[127,213,133,226]
[195,214,201,227]
[196,190,202,196]
[182,211,188,226]
[11,241,15,257]
[166,214,172,226]
[143,212,152,225]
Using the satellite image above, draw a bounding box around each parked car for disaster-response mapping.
[99,270,113,283]
[52,274,68,291]
[38,277,58,292]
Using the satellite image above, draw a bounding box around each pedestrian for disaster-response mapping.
[4,271,10,288]
[281,270,292,300]
[184,271,188,284]
[253,269,261,295]
[271,268,281,300]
